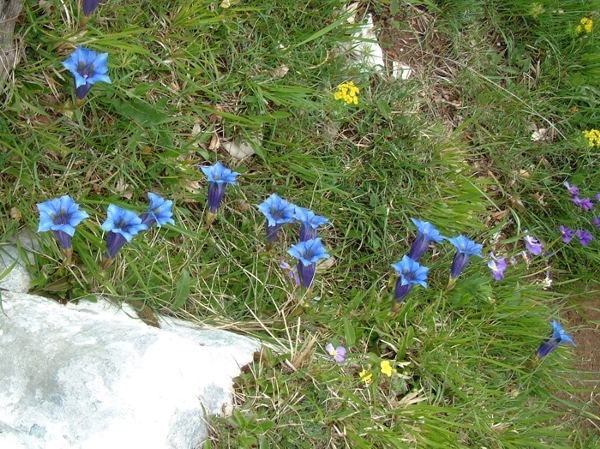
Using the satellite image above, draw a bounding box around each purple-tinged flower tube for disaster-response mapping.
[487,253,507,281]
[258,194,296,243]
[536,320,575,358]
[287,238,330,288]
[200,162,240,214]
[391,255,428,305]
[37,195,89,257]
[101,205,148,268]
[559,225,574,243]
[524,234,543,256]
[447,235,483,279]
[325,343,347,363]
[83,0,102,16]
[593,217,600,230]
[563,181,579,197]
[575,229,594,246]
[62,46,111,99]
[139,193,175,228]
[294,207,329,241]
[407,218,445,261]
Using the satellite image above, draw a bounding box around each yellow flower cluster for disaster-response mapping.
[576,17,593,34]
[359,368,372,384]
[334,81,359,105]
[584,129,600,147]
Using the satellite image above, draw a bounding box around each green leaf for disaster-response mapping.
[376,98,392,119]
[171,269,191,311]
[390,0,399,16]
[343,317,356,346]
[112,98,168,125]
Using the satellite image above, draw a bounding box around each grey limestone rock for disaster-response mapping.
[0,292,260,449]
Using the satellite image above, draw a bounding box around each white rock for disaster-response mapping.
[0,246,32,294]
[0,292,260,449]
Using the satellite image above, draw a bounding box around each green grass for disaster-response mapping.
[2,0,600,447]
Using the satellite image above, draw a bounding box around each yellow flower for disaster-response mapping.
[359,369,372,384]
[577,17,593,34]
[380,360,397,377]
[334,81,360,105]
[583,129,600,147]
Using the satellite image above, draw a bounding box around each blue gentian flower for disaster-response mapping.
[391,255,429,304]
[287,238,330,288]
[258,194,296,242]
[83,0,102,16]
[448,235,483,279]
[139,193,175,228]
[408,218,445,260]
[537,320,576,358]
[62,46,111,99]
[294,207,330,241]
[37,195,89,256]
[200,162,240,214]
[101,205,148,265]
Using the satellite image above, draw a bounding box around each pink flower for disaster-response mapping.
[325,343,347,363]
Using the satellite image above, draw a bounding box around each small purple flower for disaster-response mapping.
[139,193,175,228]
[524,234,543,256]
[391,255,429,303]
[101,205,148,260]
[564,181,579,197]
[447,235,483,279]
[37,195,89,255]
[407,218,445,261]
[325,343,347,363]
[294,207,330,241]
[83,0,102,16]
[200,162,240,213]
[575,229,594,246]
[571,196,582,207]
[559,225,574,243]
[596,193,600,202]
[287,238,330,288]
[537,320,575,358]
[487,253,507,281]
[593,217,600,230]
[258,194,296,242]
[62,46,111,99]
[279,261,300,287]
[580,197,594,210]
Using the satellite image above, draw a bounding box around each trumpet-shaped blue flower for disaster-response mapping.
[139,193,175,228]
[391,255,429,304]
[537,320,576,358]
[62,46,111,99]
[200,162,240,213]
[287,238,330,288]
[448,235,483,279]
[101,205,148,260]
[37,195,89,254]
[83,0,102,16]
[294,207,330,241]
[408,218,445,260]
[258,194,296,242]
